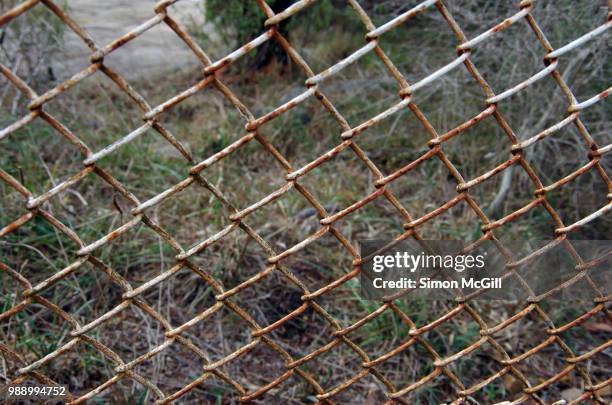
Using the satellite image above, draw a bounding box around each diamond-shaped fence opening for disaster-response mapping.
[1,0,610,403]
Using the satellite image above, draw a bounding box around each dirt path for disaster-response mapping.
[55,0,210,80]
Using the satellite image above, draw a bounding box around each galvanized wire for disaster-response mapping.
[0,0,611,403]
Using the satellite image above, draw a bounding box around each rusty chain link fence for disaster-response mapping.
[1,0,611,403]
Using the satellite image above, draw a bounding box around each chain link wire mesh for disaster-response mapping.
[0,0,610,403]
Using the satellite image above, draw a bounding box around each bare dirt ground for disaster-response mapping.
[54,0,209,80]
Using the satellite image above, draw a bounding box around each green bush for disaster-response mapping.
[204,0,350,68]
